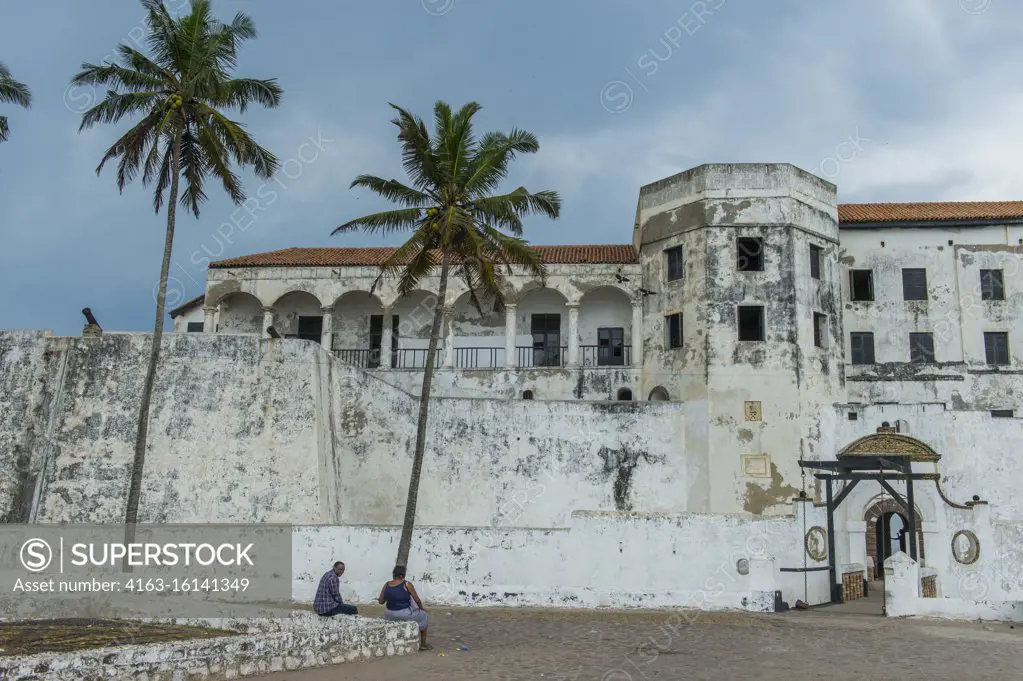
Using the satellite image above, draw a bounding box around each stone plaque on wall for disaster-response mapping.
[742,455,770,478]
[744,401,762,421]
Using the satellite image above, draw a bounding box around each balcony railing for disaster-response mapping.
[580,344,632,367]
[334,345,630,369]
[452,347,504,369]
[517,346,567,368]
[333,347,443,369]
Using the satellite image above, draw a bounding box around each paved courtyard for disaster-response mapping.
[255,602,1023,681]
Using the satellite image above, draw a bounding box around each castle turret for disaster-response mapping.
[634,164,843,514]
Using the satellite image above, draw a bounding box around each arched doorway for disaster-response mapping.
[864,498,925,581]
[648,386,670,401]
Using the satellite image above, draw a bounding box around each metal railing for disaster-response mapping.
[517,346,567,368]
[452,347,504,369]
[333,347,444,369]
[580,344,632,367]
[335,345,630,370]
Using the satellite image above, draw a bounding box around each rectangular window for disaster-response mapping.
[368,315,383,368]
[665,313,683,348]
[665,246,684,282]
[991,409,1014,418]
[850,332,875,365]
[809,244,822,280]
[736,237,764,271]
[981,269,1005,301]
[902,268,928,301]
[597,327,625,366]
[531,313,562,366]
[909,332,935,364]
[984,331,1010,366]
[813,312,827,348]
[850,270,874,301]
[297,315,323,343]
[186,322,204,333]
[737,306,765,341]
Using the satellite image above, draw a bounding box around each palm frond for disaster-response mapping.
[350,175,434,207]
[220,77,282,112]
[389,103,441,191]
[332,208,424,236]
[78,91,163,131]
[0,62,32,108]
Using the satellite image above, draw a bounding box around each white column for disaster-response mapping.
[631,301,644,367]
[567,304,579,368]
[504,303,518,368]
[380,306,393,370]
[320,306,333,351]
[262,306,274,339]
[203,306,216,333]
[442,306,455,368]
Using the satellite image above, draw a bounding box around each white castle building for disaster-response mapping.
[5,163,1023,617]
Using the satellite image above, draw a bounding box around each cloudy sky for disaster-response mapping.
[0,0,1017,334]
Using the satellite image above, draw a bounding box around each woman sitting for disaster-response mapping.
[378,565,432,651]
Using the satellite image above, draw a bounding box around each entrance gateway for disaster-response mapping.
[797,423,945,605]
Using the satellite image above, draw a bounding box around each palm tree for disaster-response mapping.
[71,0,282,537]
[0,61,32,143]
[334,101,561,566]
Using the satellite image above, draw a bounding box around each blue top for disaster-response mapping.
[383,580,412,611]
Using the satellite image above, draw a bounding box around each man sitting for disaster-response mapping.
[314,561,358,616]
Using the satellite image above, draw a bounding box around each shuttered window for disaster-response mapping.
[902,268,928,301]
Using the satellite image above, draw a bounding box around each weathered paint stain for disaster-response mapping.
[743,463,799,515]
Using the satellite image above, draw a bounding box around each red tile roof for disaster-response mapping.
[208,202,1023,271]
[838,201,1023,224]
[210,245,639,268]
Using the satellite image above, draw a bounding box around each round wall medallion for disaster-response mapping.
[805,526,828,561]
[951,530,980,565]
[736,558,750,575]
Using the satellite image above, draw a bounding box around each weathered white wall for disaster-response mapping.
[333,363,687,525]
[20,333,336,524]
[370,366,642,401]
[0,331,688,527]
[839,226,1023,368]
[632,164,844,516]
[293,507,828,610]
[0,330,53,522]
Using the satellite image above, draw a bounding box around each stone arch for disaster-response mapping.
[448,289,505,368]
[216,291,263,334]
[206,282,266,309]
[514,287,569,367]
[578,286,634,366]
[648,386,670,401]
[271,287,323,308]
[510,280,571,305]
[617,387,633,401]
[863,496,926,576]
[270,290,323,338]
[331,291,385,355]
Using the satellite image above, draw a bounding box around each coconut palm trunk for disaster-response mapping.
[71,2,283,559]
[123,126,182,551]
[396,247,451,566]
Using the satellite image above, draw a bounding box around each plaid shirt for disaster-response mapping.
[313,570,343,614]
